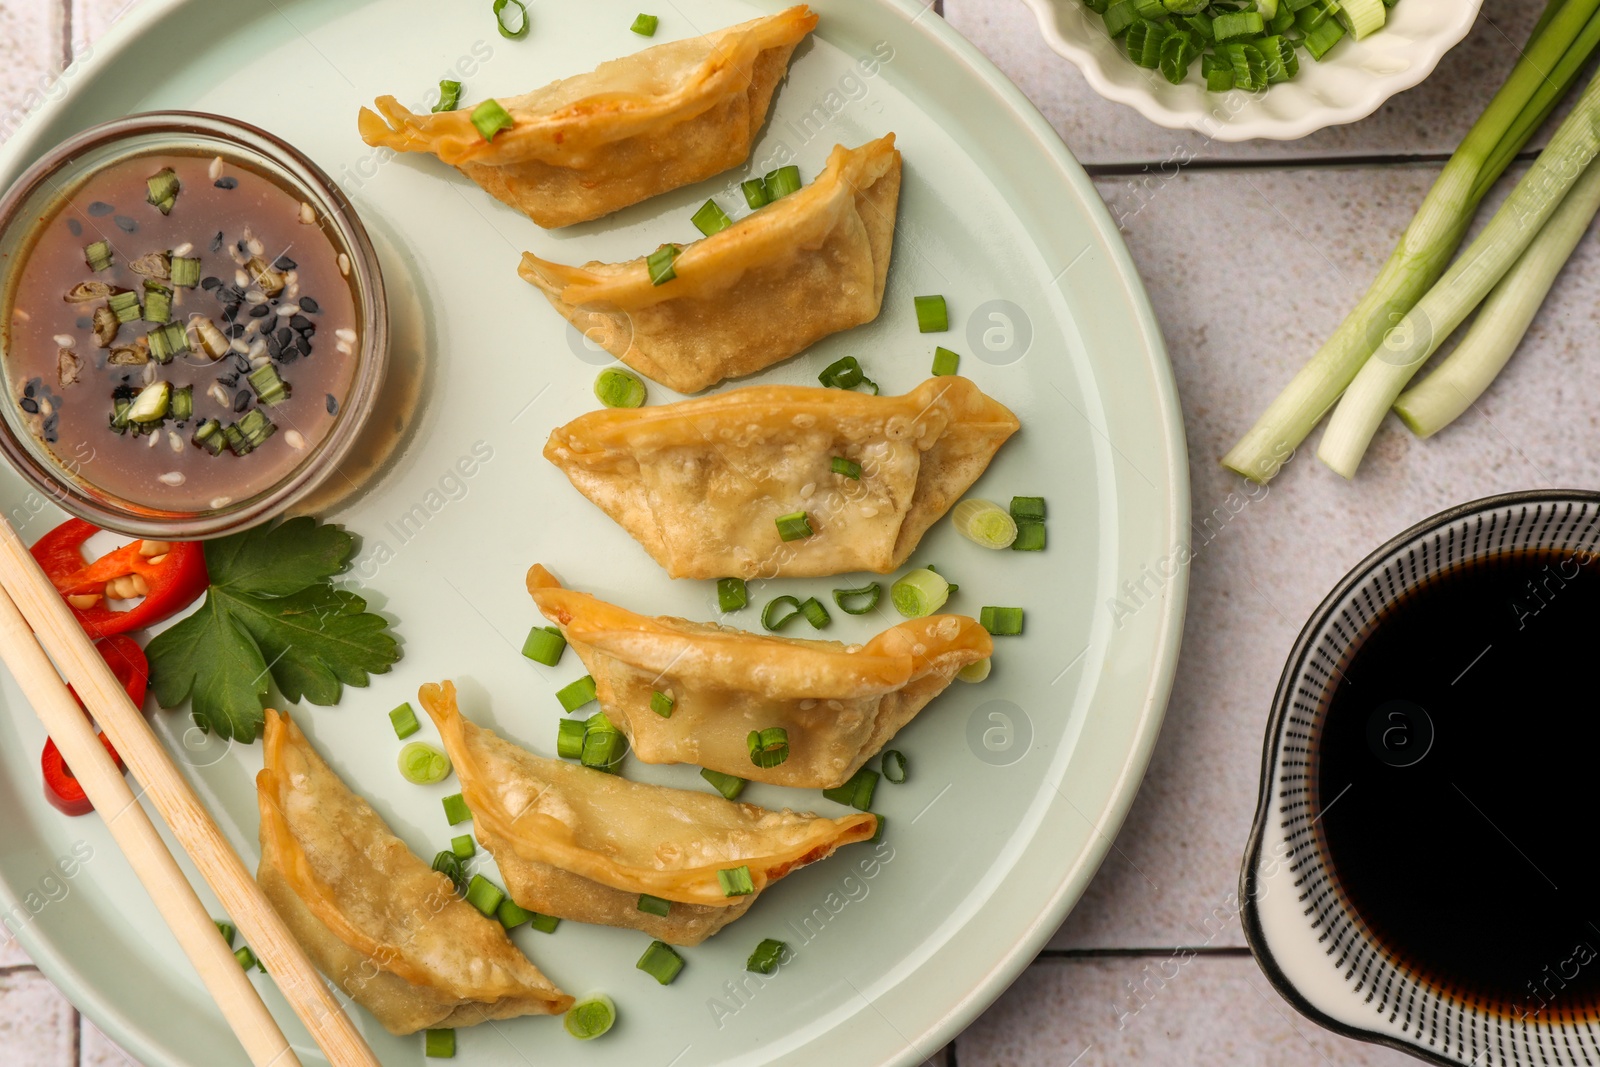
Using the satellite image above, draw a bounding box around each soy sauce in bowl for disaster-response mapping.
[1317,548,1600,1019]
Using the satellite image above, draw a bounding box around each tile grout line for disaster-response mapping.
[1035,946,1254,959]
[1082,147,1543,178]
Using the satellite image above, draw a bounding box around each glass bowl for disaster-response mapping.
[0,111,388,539]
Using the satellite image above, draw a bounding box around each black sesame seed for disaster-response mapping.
[75,316,92,330]
[23,380,37,398]
[249,304,271,319]
[266,335,282,358]
[274,256,297,270]
[19,397,38,413]
[214,177,238,190]
[325,394,338,416]
[226,323,246,338]
[275,327,293,349]
[276,345,300,365]
[293,334,310,355]
[67,218,82,236]
[42,413,59,438]
[114,215,138,233]
[233,390,251,413]
[236,239,248,253]
[87,202,114,217]
[209,231,224,253]
[290,315,313,333]
[231,353,251,375]
[200,276,222,291]
[298,297,319,314]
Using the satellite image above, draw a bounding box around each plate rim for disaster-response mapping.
[0,1,1191,1063]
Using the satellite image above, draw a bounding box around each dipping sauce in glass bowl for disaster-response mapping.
[0,112,387,538]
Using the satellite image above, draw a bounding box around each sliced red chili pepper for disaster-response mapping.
[41,636,150,817]
[30,518,208,639]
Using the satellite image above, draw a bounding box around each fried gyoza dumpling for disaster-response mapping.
[256,709,572,1034]
[357,7,817,228]
[527,566,991,789]
[519,135,901,392]
[421,681,876,946]
[544,376,1020,579]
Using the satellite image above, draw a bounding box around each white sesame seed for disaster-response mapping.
[299,202,315,225]
[246,237,264,257]
[13,309,30,322]
[276,304,300,318]
[147,431,159,448]
[800,482,816,499]
[208,383,230,407]
[52,334,74,348]
[141,363,156,385]
[335,341,353,356]
[229,245,248,266]
[210,496,232,509]
[171,241,193,257]
[159,471,185,485]
[208,156,224,181]
[38,398,52,417]
[247,338,267,360]
[285,430,307,450]
[168,430,182,452]
[230,338,249,355]
[249,354,270,370]
[335,327,357,344]
[338,253,350,276]
[245,290,267,305]
[244,319,261,337]
[234,269,250,289]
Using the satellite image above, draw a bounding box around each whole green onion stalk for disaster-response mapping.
[1395,155,1600,437]
[1317,66,1600,477]
[1221,0,1600,483]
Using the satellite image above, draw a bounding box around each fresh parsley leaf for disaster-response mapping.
[147,518,400,742]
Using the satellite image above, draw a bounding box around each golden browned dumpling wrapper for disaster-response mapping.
[256,709,572,1034]
[357,6,817,228]
[420,681,876,946]
[527,566,991,789]
[544,376,1020,579]
[520,135,900,392]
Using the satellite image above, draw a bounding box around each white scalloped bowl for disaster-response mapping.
[1021,0,1482,141]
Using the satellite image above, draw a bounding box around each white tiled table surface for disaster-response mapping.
[0,0,1586,1063]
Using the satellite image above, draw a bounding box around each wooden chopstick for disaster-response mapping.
[0,516,379,1067]
[0,585,301,1067]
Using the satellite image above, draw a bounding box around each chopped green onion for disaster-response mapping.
[235,409,276,453]
[871,813,887,843]
[797,596,830,629]
[1335,0,1385,38]
[399,741,452,785]
[594,367,646,408]
[107,290,140,323]
[775,510,813,541]
[146,168,180,214]
[1206,66,1237,92]
[761,595,803,631]
[564,994,617,1040]
[447,836,475,861]
[931,347,961,376]
[581,712,625,772]
[85,240,113,272]
[637,940,684,984]
[147,321,187,363]
[442,793,472,826]
[637,893,671,917]
[717,865,755,897]
[1212,10,1264,39]
[691,198,732,236]
[497,898,534,929]
[126,380,170,424]
[822,766,878,810]
[432,850,467,891]
[630,12,659,35]
[764,165,802,200]
[170,256,201,288]
[1301,15,1346,60]
[957,657,992,683]
[817,355,878,392]
[216,920,236,947]
[493,0,529,38]
[952,498,1018,549]
[390,702,420,739]
[1103,0,1138,36]
[890,568,949,618]
[717,577,748,612]
[424,1029,456,1058]
[248,363,290,405]
[170,384,193,422]
[435,79,462,112]
[741,178,770,209]
[556,717,587,759]
[1010,496,1046,522]
[650,690,675,718]
[746,939,788,975]
[832,583,881,615]
[831,456,862,479]
[529,912,560,934]
[1013,522,1046,552]
[979,606,1024,636]
[192,419,225,454]
[464,874,505,917]
[747,727,790,769]
[700,767,746,800]
[914,295,948,333]
[142,281,172,323]
[557,675,597,712]
[234,946,257,970]
[471,99,514,141]
[221,423,247,456]
[522,624,567,666]
[646,244,681,285]
[881,749,907,784]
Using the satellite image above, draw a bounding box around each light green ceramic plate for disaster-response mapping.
[0,1,1187,1064]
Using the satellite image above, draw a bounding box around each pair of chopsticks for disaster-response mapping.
[0,515,378,1067]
